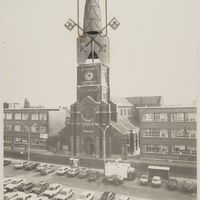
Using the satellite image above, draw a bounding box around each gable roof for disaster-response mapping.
[111,96,132,107]
[126,96,163,107]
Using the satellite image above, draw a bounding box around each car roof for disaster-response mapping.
[153,176,161,179]
[61,187,73,192]
[49,183,61,187]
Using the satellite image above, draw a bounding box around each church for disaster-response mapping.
[62,0,140,159]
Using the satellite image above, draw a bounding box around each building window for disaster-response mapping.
[185,130,196,139]
[31,125,38,133]
[31,113,39,120]
[4,125,13,131]
[5,113,12,120]
[186,146,196,155]
[154,113,168,122]
[14,138,22,144]
[172,145,185,155]
[39,138,47,146]
[4,137,12,143]
[21,138,28,144]
[39,113,47,120]
[171,129,185,138]
[143,144,168,154]
[39,126,47,134]
[120,109,123,116]
[142,129,168,138]
[171,113,184,122]
[14,125,21,132]
[185,113,196,122]
[142,114,154,122]
[15,113,21,120]
[31,138,39,145]
[83,124,94,132]
[22,113,29,120]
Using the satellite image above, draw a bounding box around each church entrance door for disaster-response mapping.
[83,137,95,156]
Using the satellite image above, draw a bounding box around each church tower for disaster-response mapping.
[68,0,117,158]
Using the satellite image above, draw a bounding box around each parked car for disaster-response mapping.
[100,192,116,200]
[12,192,37,200]
[30,181,49,195]
[139,174,149,185]
[151,176,162,187]
[118,195,131,200]
[76,191,94,200]
[67,168,80,177]
[4,177,15,187]
[87,170,100,182]
[103,175,123,185]
[36,163,52,171]
[78,168,90,178]
[56,166,71,176]
[54,187,74,200]
[182,180,194,193]
[40,166,55,175]
[167,178,178,190]
[43,183,62,198]
[36,196,49,200]
[4,159,12,166]
[14,161,29,170]
[16,180,35,192]
[4,191,19,200]
[5,178,26,191]
[24,162,40,170]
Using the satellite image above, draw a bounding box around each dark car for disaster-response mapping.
[100,192,116,200]
[78,168,90,178]
[24,162,40,170]
[103,175,123,185]
[182,180,194,193]
[31,181,49,195]
[16,181,35,192]
[88,170,100,182]
[167,178,178,190]
[4,159,11,166]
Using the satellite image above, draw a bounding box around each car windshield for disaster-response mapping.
[153,178,160,181]
[102,193,109,199]
[60,191,67,195]
[12,180,19,184]
[49,187,55,191]
[19,183,25,187]
[78,194,86,199]
[141,175,148,179]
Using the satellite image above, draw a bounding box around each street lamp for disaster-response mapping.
[15,122,36,161]
[95,123,110,173]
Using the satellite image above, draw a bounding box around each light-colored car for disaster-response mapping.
[118,195,131,200]
[56,166,71,176]
[151,176,162,187]
[76,191,94,200]
[67,168,80,177]
[4,191,19,200]
[139,174,149,185]
[14,161,29,170]
[36,196,49,200]
[40,166,55,175]
[4,177,15,187]
[54,187,74,200]
[43,183,62,198]
[5,178,26,191]
[36,163,52,171]
[12,192,37,200]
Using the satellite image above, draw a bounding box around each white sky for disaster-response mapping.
[2,0,198,107]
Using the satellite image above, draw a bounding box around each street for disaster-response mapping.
[4,159,197,200]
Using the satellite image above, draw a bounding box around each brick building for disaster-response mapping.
[137,106,197,161]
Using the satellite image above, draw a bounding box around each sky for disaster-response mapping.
[2,0,198,108]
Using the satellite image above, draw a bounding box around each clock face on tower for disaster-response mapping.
[85,71,94,81]
[81,105,95,122]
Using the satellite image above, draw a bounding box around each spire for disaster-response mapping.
[84,0,102,34]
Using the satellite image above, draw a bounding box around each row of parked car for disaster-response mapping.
[139,174,195,193]
[4,176,129,200]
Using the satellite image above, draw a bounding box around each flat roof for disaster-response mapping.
[4,108,60,111]
[148,165,170,171]
[137,105,196,109]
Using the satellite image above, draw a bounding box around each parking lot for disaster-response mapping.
[4,159,197,200]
